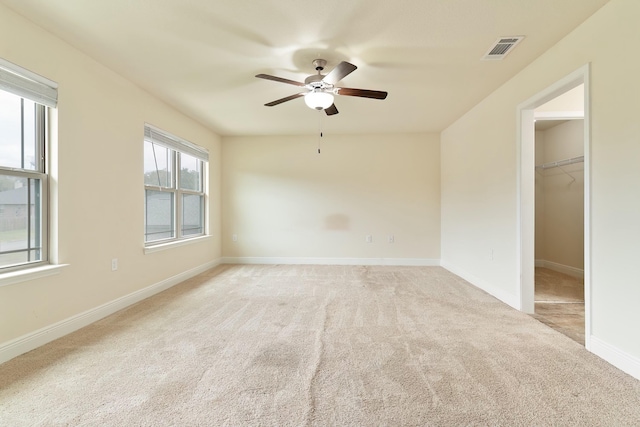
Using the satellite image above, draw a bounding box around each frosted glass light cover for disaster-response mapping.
[304,91,334,110]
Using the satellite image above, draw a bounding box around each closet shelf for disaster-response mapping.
[535,155,584,170]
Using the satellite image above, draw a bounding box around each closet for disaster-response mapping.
[533,118,585,344]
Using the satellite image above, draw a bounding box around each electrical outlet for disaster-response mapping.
[388,235,395,243]
[366,235,373,243]
[111,258,118,271]
[232,234,238,242]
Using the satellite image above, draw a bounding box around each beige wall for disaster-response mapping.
[536,120,584,270]
[222,133,440,262]
[442,0,640,362]
[0,5,222,345]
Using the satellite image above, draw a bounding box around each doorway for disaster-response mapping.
[517,65,591,349]
[532,116,585,345]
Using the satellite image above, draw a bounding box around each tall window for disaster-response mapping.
[0,58,57,271]
[144,124,208,245]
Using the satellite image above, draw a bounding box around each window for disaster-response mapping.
[0,58,57,272]
[144,124,208,245]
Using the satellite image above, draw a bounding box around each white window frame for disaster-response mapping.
[144,124,208,247]
[0,58,56,274]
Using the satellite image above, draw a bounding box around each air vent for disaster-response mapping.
[482,36,525,60]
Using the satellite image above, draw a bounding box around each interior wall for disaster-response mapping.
[441,0,640,365]
[0,4,222,346]
[221,133,440,262]
[537,120,584,271]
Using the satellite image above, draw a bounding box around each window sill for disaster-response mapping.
[0,264,69,288]
[144,235,212,254]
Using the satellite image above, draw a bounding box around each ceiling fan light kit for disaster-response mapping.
[256,59,388,116]
[304,90,334,110]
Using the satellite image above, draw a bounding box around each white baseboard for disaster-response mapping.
[221,257,440,267]
[440,260,520,309]
[0,259,222,365]
[535,259,584,279]
[590,336,640,381]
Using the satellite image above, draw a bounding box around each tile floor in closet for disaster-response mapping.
[532,267,585,345]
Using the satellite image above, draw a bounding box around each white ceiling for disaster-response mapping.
[1,0,609,136]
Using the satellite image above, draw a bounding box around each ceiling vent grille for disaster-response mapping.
[482,36,525,60]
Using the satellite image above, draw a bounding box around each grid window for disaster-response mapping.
[0,58,56,272]
[0,90,48,270]
[144,125,207,245]
[0,59,57,271]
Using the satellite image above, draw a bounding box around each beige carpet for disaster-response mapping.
[1,265,639,426]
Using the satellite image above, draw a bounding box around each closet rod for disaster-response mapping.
[535,155,584,170]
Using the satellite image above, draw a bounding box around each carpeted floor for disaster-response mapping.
[1,265,639,426]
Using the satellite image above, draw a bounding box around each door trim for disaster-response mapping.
[516,63,591,349]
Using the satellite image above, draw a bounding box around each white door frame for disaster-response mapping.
[516,64,591,349]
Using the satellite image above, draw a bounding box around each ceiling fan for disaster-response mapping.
[255,59,388,116]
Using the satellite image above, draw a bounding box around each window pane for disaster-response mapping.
[29,179,43,258]
[179,153,202,191]
[0,91,38,171]
[0,251,28,267]
[144,141,173,188]
[182,194,203,236]
[145,190,174,242]
[0,175,42,268]
[22,100,37,170]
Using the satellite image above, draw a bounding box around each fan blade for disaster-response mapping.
[337,87,388,100]
[325,104,339,116]
[255,74,305,87]
[322,61,357,85]
[264,93,305,107]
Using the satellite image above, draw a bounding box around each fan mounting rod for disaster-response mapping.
[306,59,330,87]
[312,59,327,72]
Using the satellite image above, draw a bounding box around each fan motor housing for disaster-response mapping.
[304,74,324,86]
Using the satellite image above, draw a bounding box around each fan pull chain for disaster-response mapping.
[317,110,323,154]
